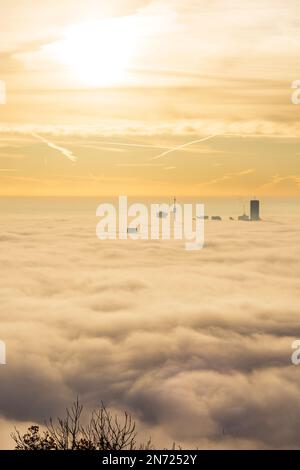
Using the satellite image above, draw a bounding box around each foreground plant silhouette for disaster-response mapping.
[11,399,151,450]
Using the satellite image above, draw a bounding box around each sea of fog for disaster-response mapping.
[0,197,299,449]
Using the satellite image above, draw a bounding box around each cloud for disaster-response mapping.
[31,133,77,162]
[1,120,299,138]
[114,163,165,167]
[151,135,217,160]
[0,210,299,448]
[0,169,19,172]
[198,169,255,187]
[258,174,300,194]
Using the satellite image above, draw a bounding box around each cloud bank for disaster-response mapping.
[0,208,299,449]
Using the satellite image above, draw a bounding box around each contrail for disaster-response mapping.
[151,134,218,160]
[85,142,171,150]
[32,133,77,162]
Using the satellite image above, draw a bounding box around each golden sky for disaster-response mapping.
[0,0,300,196]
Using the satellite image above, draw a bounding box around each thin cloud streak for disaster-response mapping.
[0,169,19,172]
[31,133,77,162]
[81,142,171,150]
[198,169,255,187]
[114,163,165,167]
[150,132,283,161]
[151,135,218,160]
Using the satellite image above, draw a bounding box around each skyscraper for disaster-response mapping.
[250,199,260,221]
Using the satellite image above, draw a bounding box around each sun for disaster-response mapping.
[45,18,140,87]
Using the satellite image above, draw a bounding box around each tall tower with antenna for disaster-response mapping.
[173,196,177,220]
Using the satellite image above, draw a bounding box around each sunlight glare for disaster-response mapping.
[45,18,140,86]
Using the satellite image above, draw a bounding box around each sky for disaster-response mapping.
[1,2,300,451]
[0,0,300,196]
